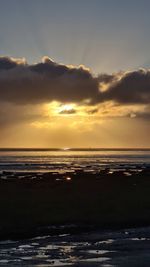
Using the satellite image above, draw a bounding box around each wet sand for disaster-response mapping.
[1,226,150,266]
[0,166,150,240]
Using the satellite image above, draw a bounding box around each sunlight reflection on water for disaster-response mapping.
[0,149,150,173]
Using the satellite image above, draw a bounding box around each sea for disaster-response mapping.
[0,148,150,173]
[0,148,150,267]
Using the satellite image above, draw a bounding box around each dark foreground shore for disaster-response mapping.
[0,167,150,240]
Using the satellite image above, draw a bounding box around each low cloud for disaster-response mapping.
[0,57,150,108]
[99,69,150,104]
[0,56,98,104]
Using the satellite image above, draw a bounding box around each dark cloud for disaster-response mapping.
[0,57,26,70]
[0,57,150,106]
[0,57,18,70]
[99,69,150,104]
[0,56,99,104]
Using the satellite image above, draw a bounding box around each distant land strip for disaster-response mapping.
[0,148,150,151]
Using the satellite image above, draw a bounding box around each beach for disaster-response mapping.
[0,149,150,266]
[0,166,150,240]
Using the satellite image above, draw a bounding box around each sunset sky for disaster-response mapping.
[0,0,150,148]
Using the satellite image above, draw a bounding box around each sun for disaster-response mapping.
[59,104,75,113]
[45,102,77,116]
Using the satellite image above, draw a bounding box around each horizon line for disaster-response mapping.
[0,147,150,151]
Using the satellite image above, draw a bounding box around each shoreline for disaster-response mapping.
[0,167,150,240]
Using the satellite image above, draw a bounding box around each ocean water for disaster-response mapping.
[0,149,150,266]
[0,148,150,172]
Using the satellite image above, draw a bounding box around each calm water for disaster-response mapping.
[0,149,150,172]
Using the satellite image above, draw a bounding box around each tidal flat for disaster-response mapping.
[0,166,150,240]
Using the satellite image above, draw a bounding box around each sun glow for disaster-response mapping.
[44,102,77,116]
[58,104,75,113]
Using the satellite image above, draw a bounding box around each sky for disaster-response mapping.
[0,0,150,148]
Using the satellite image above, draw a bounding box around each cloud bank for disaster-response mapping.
[99,69,150,104]
[0,56,150,106]
[0,56,98,104]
